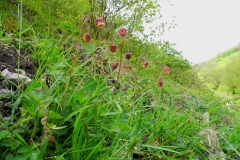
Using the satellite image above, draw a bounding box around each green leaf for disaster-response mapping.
[55,155,66,160]
[17,146,31,153]
[0,130,12,140]
[37,136,49,160]
[75,91,86,103]
[6,153,14,160]
[82,44,96,54]
[115,101,123,113]
[48,110,63,120]
[85,139,103,160]
[142,144,181,154]
[127,138,140,155]
[100,112,122,116]
[13,131,29,147]
[30,150,39,160]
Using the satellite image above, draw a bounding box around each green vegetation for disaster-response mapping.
[198,44,240,99]
[0,0,239,159]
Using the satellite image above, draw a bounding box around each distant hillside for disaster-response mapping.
[213,45,240,67]
[197,44,240,68]
[197,44,240,97]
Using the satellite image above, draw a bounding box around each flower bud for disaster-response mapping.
[83,33,91,43]
[142,61,149,68]
[124,65,132,70]
[164,65,170,74]
[41,117,48,126]
[111,62,119,70]
[48,135,54,145]
[158,78,163,87]
[125,52,132,59]
[110,44,117,52]
[86,18,91,24]
[119,27,127,37]
[96,17,104,28]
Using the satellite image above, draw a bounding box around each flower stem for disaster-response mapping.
[62,54,76,108]
[117,40,125,83]
[76,12,95,52]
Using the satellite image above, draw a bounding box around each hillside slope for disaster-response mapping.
[196,44,240,113]
[0,1,240,159]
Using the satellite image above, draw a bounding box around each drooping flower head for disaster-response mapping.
[86,17,91,24]
[96,17,104,28]
[110,44,117,52]
[164,65,170,74]
[124,65,132,70]
[112,61,119,70]
[125,52,132,60]
[142,61,149,68]
[48,135,54,145]
[83,33,91,43]
[119,27,127,37]
[158,78,163,87]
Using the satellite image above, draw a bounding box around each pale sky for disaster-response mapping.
[157,0,240,64]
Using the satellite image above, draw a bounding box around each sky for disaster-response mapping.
[157,0,240,64]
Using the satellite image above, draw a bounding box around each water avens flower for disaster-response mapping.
[164,65,170,74]
[125,52,132,59]
[119,27,127,37]
[83,33,91,42]
[86,18,91,24]
[142,61,149,68]
[96,17,104,28]
[48,135,54,145]
[124,65,132,70]
[158,78,163,87]
[110,44,117,52]
[112,61,119,70]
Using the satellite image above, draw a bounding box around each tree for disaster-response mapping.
[88,0,168,40]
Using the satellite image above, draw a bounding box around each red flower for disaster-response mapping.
[164,65,170,74]
[86,18,91,24]
[142,61,149,68]
[48,135,54,145]
[119,27,127,37]
[110,44,117,52]
[158,78,163,87]
[111,62,119,70]
[125,52,132,59]
[83,33,91,42]
[96,17,104,28]
[124,65,132,70]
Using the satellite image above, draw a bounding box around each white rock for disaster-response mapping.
[1,68,31,82]
[15,69,26,75]
[198,129,226,160]
[1,68,9,77]
[0,89,14,94]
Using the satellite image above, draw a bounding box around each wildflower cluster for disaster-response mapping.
[78,14,171,89]
[82,16,105,43]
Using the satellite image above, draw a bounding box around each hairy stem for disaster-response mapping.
[117,40,125,83]
[62,54,76,108]
[76,12,95,52]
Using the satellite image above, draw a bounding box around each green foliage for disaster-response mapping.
[21,0,89,35]
[199,45,240,95]
[87,0,164,40]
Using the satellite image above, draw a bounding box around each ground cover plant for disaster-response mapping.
[0,0,240,159]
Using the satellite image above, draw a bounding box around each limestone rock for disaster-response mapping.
[198,129,226,160]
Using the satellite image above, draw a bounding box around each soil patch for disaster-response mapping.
[0,45,35,119]
[0,45,35,74]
